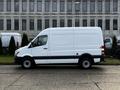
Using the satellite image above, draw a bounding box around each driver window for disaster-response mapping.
[31,35,48,47]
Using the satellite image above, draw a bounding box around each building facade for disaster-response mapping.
[0,0,119,38]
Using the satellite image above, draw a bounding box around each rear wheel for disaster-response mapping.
[22,58,35,69]
[79,58,92,69]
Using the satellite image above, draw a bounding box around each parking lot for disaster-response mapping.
[0,65,120,90]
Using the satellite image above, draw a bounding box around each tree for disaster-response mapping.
[21,33,29,47]
[8,36,16,55]
[0,38,3,55]
[111,36,117,57]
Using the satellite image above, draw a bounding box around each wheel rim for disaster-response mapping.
[23,60,31,68]
[82,60,90,68]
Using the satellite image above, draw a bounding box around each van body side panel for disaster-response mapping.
[45,29,77,64]
[74,29,103,57]
[33,28,103,64]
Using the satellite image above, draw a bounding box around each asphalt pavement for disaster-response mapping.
[0,65,120,90]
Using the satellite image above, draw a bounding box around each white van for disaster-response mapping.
[14,27,104,69]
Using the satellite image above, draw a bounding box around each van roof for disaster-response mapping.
[37,27,102,36]
[0,33,21,36]
[45,27,101,31]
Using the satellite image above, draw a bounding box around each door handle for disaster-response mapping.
[43,48,48,50]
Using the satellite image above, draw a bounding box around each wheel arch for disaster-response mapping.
[22,55,35,64]
[79,53,94,64]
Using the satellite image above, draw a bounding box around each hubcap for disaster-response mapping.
[23,60,31,68]
[82,60,90,68]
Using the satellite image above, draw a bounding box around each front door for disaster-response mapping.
[30,35,49,64]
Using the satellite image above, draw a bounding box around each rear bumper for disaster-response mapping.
[93,55,104,63]
[100,56,104,62]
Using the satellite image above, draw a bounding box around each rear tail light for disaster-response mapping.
[100,45,105,55]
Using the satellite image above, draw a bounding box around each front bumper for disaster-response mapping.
[14,56,23,65]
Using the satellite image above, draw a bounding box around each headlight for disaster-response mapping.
[14,51,19,56]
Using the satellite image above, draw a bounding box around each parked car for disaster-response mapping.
[104,37,113,49]
[0,33,22,48]
[0,33,22,54]
[116,36,120,46]
[15,27,104,69]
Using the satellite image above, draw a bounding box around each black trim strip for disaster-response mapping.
[33,55,102,59]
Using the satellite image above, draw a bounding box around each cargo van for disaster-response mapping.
[15,27,104,69]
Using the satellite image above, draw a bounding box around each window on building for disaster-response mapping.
[52,0,57,12]
[22,0,27,12]
[30,19,34,30]
[37,0,42,12]
[7,19,11,30]
[14,19,19,30]
[52,19,57,27]
[75,0,81,12]
[90,19,95,26]
[0,0,4,12]
[60,19,64,27]
[67,0,72,12]
[67,19,72,27]
[0,19,3,30]
[37,19,42,30]
[90,0,95,13]
[29,0,34,12]
[113,19,118,30]
[113,0,118,12]
[98,19,102,28]
[105,19,110,30]
[82,0,87,13]
[83,19,87,26]
[45,0,50,12]
[60,0,65,12]
[7,0,11,11]
[105,0,110,13]
[75,19,80,27]
[45,19,49,29]
[22,19,27,30]
[14,0,19,12]
[97,0,102,13]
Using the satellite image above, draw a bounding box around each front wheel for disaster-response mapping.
[80,58,92,69]
[22,59,35,69]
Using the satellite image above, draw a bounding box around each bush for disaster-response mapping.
[8,36,16,55]
[111,36,117,57]
[21,33,29,47]
[0,38,3,55]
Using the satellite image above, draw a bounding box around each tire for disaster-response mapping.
[79,58,92,69]
[21,58,35,69]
